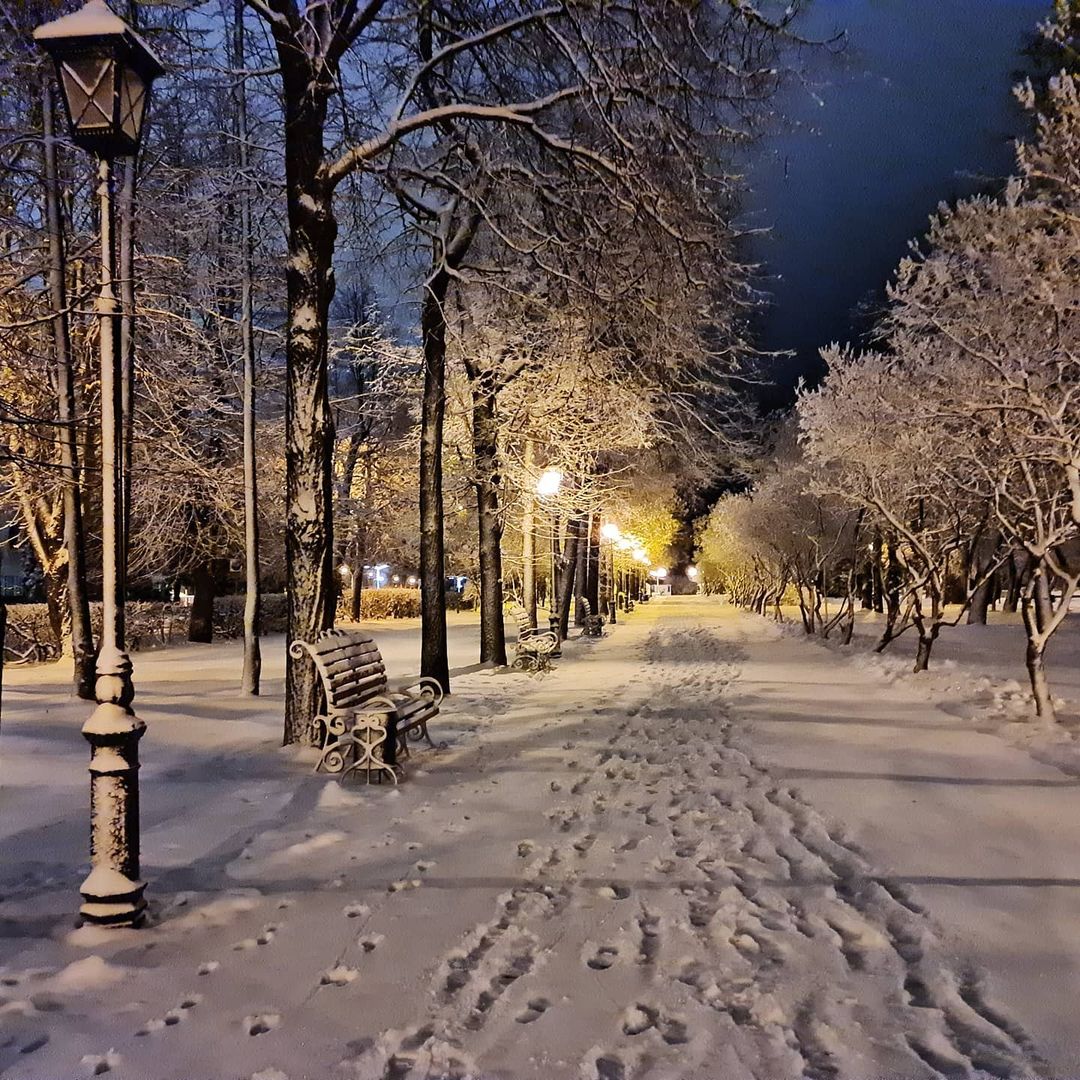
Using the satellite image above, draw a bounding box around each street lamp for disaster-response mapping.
[535,469,563,647]
[35,0,164,927]
[599,522,621,623]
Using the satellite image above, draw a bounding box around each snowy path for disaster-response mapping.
[0,599,1065,1078]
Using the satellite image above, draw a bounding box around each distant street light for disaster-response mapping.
[535,469,564,645]
[687,566,699,580]
[535,469,563,499]
[35,0,165,927]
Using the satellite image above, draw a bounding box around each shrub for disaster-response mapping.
[3,592,290,661]
[349,587,422,620]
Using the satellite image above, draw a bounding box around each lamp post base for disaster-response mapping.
[81,694,146,927]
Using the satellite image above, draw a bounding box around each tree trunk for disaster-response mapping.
[188,561,216,643]
[42,80,94,699]
[1024,632,1054,722]
[556,515,583,642]
[573,516,588,626]
[585,513,600,615]
[1003,551,1024,613]
[913,632,935,673]
[472,374,507,666]
[234,0,261,696]
[419,268,451,693]
[348,520,367,622]
[281,123,337,744]
[521,440,537,628]
[871,532,884,613]
[1020,568,1056,722]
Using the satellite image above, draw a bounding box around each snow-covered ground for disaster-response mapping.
[1,597,1077,1078]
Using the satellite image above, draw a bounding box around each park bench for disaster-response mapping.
[579,597,605,637]
[509,605,560,672]
[289,629,442,783]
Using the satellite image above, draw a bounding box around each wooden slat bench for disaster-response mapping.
[509,605,560,673]
[289,628,443,783]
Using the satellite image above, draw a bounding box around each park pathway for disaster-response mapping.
[0,598,1066,1078]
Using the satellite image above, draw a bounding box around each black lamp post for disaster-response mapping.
[35,0,164,928]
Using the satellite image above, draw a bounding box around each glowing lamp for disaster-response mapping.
[535,469,563,498]
[35,0,165,158]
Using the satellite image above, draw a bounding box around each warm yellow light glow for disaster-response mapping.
[536,469,563,498]
[686,566,699,579]
[601,522,621,542]
[651,567,668,579]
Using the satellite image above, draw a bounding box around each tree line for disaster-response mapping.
[0,0,808,742]
[701,2,1080,723]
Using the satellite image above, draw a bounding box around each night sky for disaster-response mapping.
[745,0,1048,409]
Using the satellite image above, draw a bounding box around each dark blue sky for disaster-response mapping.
[745,0,1048,406]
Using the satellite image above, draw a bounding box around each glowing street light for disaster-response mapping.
[600,522,621,542]
[687,566,699,580]
[35,0,165,928]
[536,468,563,499]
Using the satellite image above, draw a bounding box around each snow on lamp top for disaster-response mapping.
[34,0,165,158]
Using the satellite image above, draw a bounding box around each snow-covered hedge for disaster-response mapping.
[2,593,289,661]
[338,587,422,621]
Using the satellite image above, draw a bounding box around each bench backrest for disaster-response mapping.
[294,628,388,715]
[580,597,593,617]
[509,605,533,635]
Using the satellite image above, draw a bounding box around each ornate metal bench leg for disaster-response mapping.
[341,716,398,784]
[315,736,352,775]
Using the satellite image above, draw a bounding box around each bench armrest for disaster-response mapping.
[393,676,445,708]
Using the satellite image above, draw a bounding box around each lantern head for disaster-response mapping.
[35,0,165,158]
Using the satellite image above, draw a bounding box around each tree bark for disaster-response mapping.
[556,515,583,642]
[472,371,507,666]
[188,561,216,643]
[1020,566,1055,721]
[420,268,451,692]
[1003,550,1024,613]
[871,532,884,613]
[280,99,337,744]
[573,516,588,626]
[42,80,94,699]
[913,630,936,673]
[521,440,537,628]
[585,512,600,615]
[235,0,261,696]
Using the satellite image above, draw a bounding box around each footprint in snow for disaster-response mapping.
[515,998,551,1024]
[344,903,370,919]
[320,965,358,987]
[80,1050,121,1075]
[245,1013,281,1037]
[597,883,631,900]
[586,945,619,970]
[622,1003,658,1035]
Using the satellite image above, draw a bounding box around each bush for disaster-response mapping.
[340,587,422,620]
[3,592,290,661]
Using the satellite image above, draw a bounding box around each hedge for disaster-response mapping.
[3,593,289,661]
[338,587,422,621]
